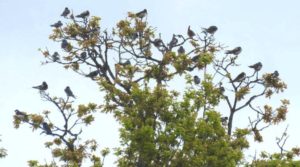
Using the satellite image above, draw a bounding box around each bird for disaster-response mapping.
[61,7,70,17]
[50,21,63,28]
[61,39,68,49]
[169,34,178,48]
[192,55,199,62]
[119,60,131,66]
[219,86,225,94]
[202,25,218,35]
[65,86,76,98]
[193,75,201,84]
[231,72,246,83]
[42,122,52,135]
[272,70,279,78]
[177,46,185,54]
[15,109,28,120]
[249,62,262,71]
[32,81,48,91]
[85,70,99,79]
[76,10,90,18]
[80,52,87,59]
[153,39,163,47]
[187,26,196,39]
[225,47,242,55]
[135,9,147,19]
[221,117,228,126]
[52,52,60,62]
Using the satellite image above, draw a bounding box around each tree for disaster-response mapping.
[14,8,297,166]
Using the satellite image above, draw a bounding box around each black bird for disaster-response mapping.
[153,39,163,47]
[52,52,60,62]
[177,46,185,54]
[272,70,279,78]
[85,70,99,79]
[169,34,178,48]
[249,62,262,71]
[61,7,70,17]
[135,9,147,19]
[80,52,87,59]
[231,72,246,83]
[221,117,228,126]
[192,55,199,62]
[61,39,68,49]
[225,47,242,55]
[187,26,196,38]
[42,122,52,135]
[119,60,131,66]
[202,25,218,35]
[15,109,28,120]
[32,81,48,91]
[76,10,90,18]
[194,75,201,84]
[50,21,63,28]
[65,86,76,98]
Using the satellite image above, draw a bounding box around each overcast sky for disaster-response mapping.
[1,0,300,166]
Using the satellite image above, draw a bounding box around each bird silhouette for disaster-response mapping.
[202,25,218,35]
[135,9,147,19]
[76,10,90,18]
[249,62,262,71]
[231,72,246,83]
[50,21,63,28]
[52,52,60,62]
[153,39,163,47]
[119,60,131,66]
[42,122,52,135]
[272,70,279,78]
[169,35,178,48]
[85,70,99,79]
[32,81,48,91]
[15,109,28,120]
[187,26,196,39]
[61,39,68,49]
[61,7,70,17]
[177,46,185,54]
[194,75,201,84]
[65,86,76,98]
[221,117,228,126]
[225,47,242,55]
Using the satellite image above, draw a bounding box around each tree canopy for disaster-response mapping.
[13,8,299,167]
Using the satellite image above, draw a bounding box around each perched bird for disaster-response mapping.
[135,9,147,19]
[50,21,63,28]
[80,52,87,59]
[249,62,262,71]
[42,122,52,135]
[219,86,225,94]
[177,46,185,54]
[231,72,246,83]
[202,25,218,35]
[221,117,228,126]
[65,86,76,98]
[169,34,178,48]
[272,70,279,78]
[193,75,201,84]
[61,39,68,49]
[225,47,242,55]
[52,52,60,62]
[187,26,196,38]
[192,55,199,62]
[32,81,48,91]
[76,10,90,18]
[85,70,99,79]
[129,32,139,40]
[15,109,28,120]
[61,7,70,17]
[119,60,131,66]
[153,39,163,47]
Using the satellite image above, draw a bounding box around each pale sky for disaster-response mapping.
[1,0,300,166]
